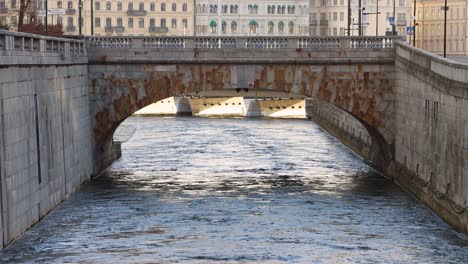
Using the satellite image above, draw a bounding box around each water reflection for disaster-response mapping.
[1,117,467,263]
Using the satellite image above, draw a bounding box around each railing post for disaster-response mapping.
[339,38,350,49]
[39,38,45,52]
[132,38,143,48]
[185,38,194,48]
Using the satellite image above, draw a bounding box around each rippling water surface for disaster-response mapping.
[1,117,467,263]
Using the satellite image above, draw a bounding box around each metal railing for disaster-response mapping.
[0,30,85,54]
[86,36,403,49]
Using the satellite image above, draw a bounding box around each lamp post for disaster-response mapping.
[358,0,362,36]
[347,0,351,36]
[413,0,416,46]
[443,0,448,57]
[91,0,94,35]
[363,5,381,36]
[392,0,396,35]
[45,0,48,35]
[78,0,82,35]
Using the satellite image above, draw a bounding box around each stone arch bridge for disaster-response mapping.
[0,33,466,249]
[87,36,397,176]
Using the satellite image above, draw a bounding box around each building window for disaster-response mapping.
[183,3,187,12]
[117,18,122,27]
[150,18,155,27]
[67,17,73,26]
[57,16,62,25]
[268,21,274,34]
[128,18,133,28]
[161,2,166,11]
[161,18,166,27]
[95,2,100,10]
[128,2,133,10]
[117,2,122,11]
[210,20,217,33]
[278,21,284,33]
[222,4,228,13]
[10,16,17,26]
[171,18,176,28]
[95,17,100,27]
[106,2,111,11]
[182,19,187,28]
[231,21,237,33]
[288,21,294,34]
[150,2,155,11]
[249,20,258,34]
[139,2,144,11]
[67,1,72,9]
[56,0,61,9]
[221,21,226,33]
[106,17,111,27]
[172,3,176,11]
[139,18,144,28]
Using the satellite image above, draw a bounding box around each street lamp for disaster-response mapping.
[442,0,448,57]
[392,0,396,35]
[347,0,351,36]
[413,0,416,46]
[358,0,362,36]
[45,0,48,35]
[78,0,82,35]
[363,4,381,36]
[91,0,94,35]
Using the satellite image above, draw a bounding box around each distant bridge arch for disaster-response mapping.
[87,36,399,173]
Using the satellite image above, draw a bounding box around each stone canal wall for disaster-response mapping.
[392,43,468,233]
[306,99,373,160]
[307,44,468,233]
[0,32,93,249]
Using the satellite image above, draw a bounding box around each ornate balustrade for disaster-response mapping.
[85,36,403,50]
[0,30,85,54]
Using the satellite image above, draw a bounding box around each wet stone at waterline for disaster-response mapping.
[1,117,467,263]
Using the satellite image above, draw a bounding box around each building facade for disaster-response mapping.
[0,0,194,36]
[309,0,412,37]
[194,0,310,35]
[415,0,468,56]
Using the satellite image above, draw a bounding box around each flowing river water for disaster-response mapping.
[1,117,467,263]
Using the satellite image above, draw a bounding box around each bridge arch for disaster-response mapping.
[87,36,398,175]
[90,64,395,176]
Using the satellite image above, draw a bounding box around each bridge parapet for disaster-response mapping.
[86,36,402,65]
[86,36,401,50]
[0,30,87,65]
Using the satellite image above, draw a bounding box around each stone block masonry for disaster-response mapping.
[0,32,92,249]
[392,43,468,233]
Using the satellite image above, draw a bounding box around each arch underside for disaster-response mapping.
[90,63,395,174]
